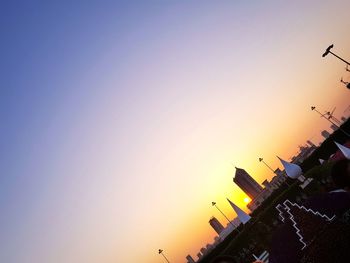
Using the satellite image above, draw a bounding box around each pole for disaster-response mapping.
[212,202,236,229]
[158,249,170,263]
[311,106,350,137]
[161,253,170,263]
[329,115,342,126]
[322,44,350,66]
[259,158,275,174]
[329,51,350,66]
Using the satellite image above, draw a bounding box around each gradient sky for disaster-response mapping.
[2,1,350,263]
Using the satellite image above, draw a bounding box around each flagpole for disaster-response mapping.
[158,249,170,263]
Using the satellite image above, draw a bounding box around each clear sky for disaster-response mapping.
[1,1,350,263]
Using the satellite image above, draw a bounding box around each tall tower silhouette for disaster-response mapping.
[209,216,225,235]
[233,167,263,199]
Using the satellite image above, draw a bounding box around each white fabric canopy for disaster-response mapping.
[334,141,350,160]
[277,156,302,179]
[227,198,251,224]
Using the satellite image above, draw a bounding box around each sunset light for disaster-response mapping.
[2,1,350,263]
[244,197,251,204]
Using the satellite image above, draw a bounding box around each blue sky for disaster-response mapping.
[2,1,350,262]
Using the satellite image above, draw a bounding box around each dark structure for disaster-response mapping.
[322,44,350,66]
[209,217,225,235]
[233,167,263,199]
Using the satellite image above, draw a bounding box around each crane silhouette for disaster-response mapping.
[322,107,342,125]
[311,106,350,137]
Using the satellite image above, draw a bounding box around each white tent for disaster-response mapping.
[277,156,303,179]
[334,141,350,160]
[227,198,251,224]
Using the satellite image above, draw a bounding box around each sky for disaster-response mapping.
[1,1,350,263]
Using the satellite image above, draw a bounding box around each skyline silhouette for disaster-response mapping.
[2,1,350,263]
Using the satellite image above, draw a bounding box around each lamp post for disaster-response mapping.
[158,249,170,263]
[325,108,342,125]
[260,157,290,186]
[322,44,350,66]
[211,202,236,229]
[311,106,350,137]
[258,158,275,174]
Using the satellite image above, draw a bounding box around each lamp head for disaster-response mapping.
[322,44,334,57]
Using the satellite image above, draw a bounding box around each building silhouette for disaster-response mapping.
[321,130,330,139]
[330,124,338,131]
[186,255,195,263]
[209,216,225,235]
[306,140,316,147]
[233,167,263,199]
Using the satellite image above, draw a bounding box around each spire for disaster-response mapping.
[277,156,302,179]
[226,198,251,224]
[231,164,239,179]
[334,141,350,159]
[233,166,242,175]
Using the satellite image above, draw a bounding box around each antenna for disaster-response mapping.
[327,107,336,119]
[324,107,341,125]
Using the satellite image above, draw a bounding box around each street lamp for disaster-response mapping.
[211,202,236,228]
[158,249,170,263]
[311,106,350,137]
[322,44,350,66]
[258,157,275,174]
[260,157,291,186]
